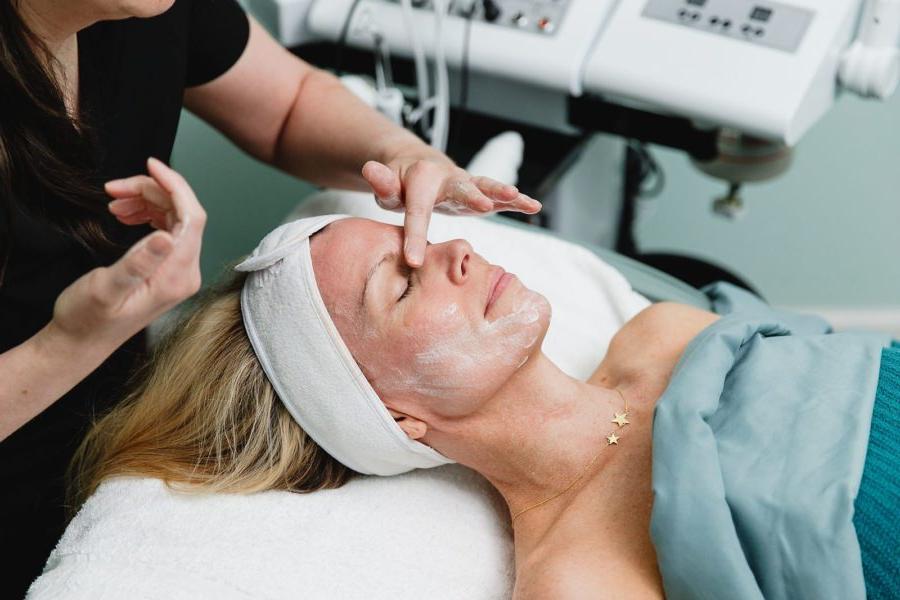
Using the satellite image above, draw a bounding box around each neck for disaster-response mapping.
[17,1,96,54]
[425,352,625,535]
[16,1,96,116]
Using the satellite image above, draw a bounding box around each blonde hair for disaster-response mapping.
[68,273,356,514]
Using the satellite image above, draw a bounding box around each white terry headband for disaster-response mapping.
[234,214,455,476]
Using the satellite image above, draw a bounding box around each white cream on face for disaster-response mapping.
[313,220,551,413]
[376,285,550,403]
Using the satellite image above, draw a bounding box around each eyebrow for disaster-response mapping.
[361,252,397,308]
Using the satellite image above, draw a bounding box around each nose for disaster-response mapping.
[430,239,472,285]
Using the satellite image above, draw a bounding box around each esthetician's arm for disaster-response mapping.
[183,16,541,266]
[0,160,205,441]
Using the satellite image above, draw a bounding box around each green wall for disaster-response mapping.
[171,111,315,283]
[636,93,900,307]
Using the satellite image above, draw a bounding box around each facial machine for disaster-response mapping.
[248,0,900,216]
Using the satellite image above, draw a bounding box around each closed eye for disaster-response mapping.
[397,241,429,302]
[399,269,415,301]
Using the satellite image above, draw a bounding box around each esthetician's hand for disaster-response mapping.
[361,155,542,267]
[49,158,206,350]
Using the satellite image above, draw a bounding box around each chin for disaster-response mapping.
[512,290,552,358]
[525,289,552,327]
[121,0,176,17]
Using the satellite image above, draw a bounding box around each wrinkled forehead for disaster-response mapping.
[310,218,403,316]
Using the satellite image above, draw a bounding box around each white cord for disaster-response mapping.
[431,0,451,152]
[405,96,441,124]
[399,0,432,133]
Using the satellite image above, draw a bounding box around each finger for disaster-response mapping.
[105,175,159,200]
[101,231,174,306]
[443,179,492,213]
[105,176,145,198]
[113,210,170,229]
[105,175,172,215]
[146,157,201,236]
[492,193,542,214]
[362,161,402,210]
[108,197,147,217]
[471,176,519,201]
[472,177,542,213]
[146,158,206,261]
[113,213,153,226]
[402,170,444,267]
[109,199,168,223]
[516,194,543,214]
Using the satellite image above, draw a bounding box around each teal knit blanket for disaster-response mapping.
[853,341,900,599]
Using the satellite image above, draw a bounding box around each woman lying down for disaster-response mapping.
[42,214,897,599]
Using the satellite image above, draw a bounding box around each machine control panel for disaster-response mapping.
[642,0,814,52]
[407,0,573,35]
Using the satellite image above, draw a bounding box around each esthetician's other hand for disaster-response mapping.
[50,158,206,350]
[362,155,542,267]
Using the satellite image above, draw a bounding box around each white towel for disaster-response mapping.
[28,468,513,600]
[28,193,650,599]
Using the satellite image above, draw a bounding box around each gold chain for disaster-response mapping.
[510,388,630,523]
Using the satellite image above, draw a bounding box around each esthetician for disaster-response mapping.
[0,0,541,595]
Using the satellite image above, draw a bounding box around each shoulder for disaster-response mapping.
[590,301,719,391]
[606,302,718,366]
[619,302,719,337]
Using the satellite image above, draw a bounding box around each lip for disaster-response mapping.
[485,268,514,316]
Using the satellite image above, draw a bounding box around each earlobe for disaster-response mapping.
[398,417,427,440]
[388,408,428,440]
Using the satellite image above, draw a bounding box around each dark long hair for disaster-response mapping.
[0,0,113,285]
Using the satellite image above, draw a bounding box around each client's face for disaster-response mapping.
[311,218,551,420]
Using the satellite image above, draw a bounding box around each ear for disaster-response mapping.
[387,408,428,440]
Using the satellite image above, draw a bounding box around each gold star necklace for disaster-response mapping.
[510,388,631,523]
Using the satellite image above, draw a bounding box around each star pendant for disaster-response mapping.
[612,412,630,427]
[607,433,620,445]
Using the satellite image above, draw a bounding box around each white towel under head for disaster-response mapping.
[234,214,455,476]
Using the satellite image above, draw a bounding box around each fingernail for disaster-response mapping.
[405,239,424,266]
[147,235,171,257]
[379,194,401,209]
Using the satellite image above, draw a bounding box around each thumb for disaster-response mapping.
[362,161,402,209]
[102,231,174,307]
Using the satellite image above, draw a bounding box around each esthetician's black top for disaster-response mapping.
[0,1,249,596]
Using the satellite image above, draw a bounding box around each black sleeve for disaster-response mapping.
[185,0,251,87]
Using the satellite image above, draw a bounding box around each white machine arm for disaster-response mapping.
[840,0,900,98]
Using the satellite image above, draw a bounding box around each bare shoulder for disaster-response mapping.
[513,549,663,600]
[619,302,719,343]
[592,302,719,387]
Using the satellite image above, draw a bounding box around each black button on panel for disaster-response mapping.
[722,19,732,28]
